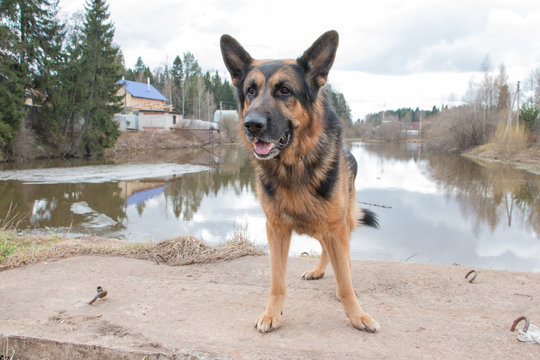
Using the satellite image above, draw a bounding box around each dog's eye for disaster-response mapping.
[279,87,291,95]
[278,86,292,96]
[246,87,256,96]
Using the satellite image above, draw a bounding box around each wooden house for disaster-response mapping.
[115,79,215,132]
[117,79,172,112]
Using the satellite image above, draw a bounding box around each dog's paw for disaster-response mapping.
[301,269,325,280]
[255,311,281,333]
[349,313,380,333]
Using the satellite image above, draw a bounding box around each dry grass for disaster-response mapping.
[154,234,264,266]
[467,122,536,163]
[489,122,528,155]
[0,203,24,230]
[0,231,264,271]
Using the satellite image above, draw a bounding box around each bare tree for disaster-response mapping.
[195,77,206,119]
[203,90,216,122]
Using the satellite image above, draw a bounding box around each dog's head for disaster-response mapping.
[220,31,339,160]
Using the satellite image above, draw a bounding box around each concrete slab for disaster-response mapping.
[1,256,539,359]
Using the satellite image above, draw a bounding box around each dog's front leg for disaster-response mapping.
[255,219,292,333]
[323,224,380,333]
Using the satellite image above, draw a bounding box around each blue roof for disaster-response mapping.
[118,79,168,101]
[126,185,167,206]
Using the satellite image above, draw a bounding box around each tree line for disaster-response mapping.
[0,0,356,161]
[347,106,440,140]
[364,106,440,125]
[351,60,540,146]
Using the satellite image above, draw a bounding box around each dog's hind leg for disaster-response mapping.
[255,220,292,333]
[301,242,329,280]
[322,224,380,333]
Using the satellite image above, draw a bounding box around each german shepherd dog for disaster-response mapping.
[220,30,380,333]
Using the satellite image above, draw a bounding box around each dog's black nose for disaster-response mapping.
[244,114,267,135]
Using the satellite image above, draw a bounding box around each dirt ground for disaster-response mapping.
[1,255,539,359]
[105,130,226,153]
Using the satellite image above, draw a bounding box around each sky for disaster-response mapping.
[59,0,540,120]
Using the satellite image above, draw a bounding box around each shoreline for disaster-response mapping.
[464,136,540,174]
[463,151,540,175]
[2,232,538,274]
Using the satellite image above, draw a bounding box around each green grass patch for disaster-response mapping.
[0,232,19,260]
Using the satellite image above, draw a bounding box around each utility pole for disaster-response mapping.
[504,81,520,140]
[516,81,520,126]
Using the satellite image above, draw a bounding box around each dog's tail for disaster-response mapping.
[357,208,379,229]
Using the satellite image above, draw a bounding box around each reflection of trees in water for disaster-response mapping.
[3,143,538,236]
[0,181,126,229]
[425,155,540,235]
[360,142,540,235]
[0,146,255,229]
[165,147,255,221]
[514,182,540,234]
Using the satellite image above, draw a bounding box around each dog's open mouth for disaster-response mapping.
[253,131,292,159]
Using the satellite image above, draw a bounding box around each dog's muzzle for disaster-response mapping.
[243,114,292,160]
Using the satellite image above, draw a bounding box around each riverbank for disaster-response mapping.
[2,128,229,163]
[466,136,540,174]
[1,235,539,359]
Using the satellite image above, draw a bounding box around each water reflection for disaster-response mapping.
[0,143,539,272]
[0,147,255,240]
[425,154,540,235]
[1,181,127,230]
[351,143,540,272]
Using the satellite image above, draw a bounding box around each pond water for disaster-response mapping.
[1,143,539,272]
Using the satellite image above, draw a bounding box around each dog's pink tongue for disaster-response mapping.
[254,141,273,155]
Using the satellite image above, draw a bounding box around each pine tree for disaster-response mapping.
[208,71,237,110]
[0,25,26,158]
[183,52,201,118]
[171,55,184,113]
[72,0,122,156]
[133,56,146,82]
[0,0,65,158]
[131,56,153,83]
[45,11,85,149]
[324,85,352,126]
[0,0,62,78]
[520,100,539,132]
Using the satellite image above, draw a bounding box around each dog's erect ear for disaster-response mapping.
[297,30,339,92]
[220,35,253,87]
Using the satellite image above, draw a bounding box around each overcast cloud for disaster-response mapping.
[60,0,540,119]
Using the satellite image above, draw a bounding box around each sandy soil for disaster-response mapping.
[1,255,539,359]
